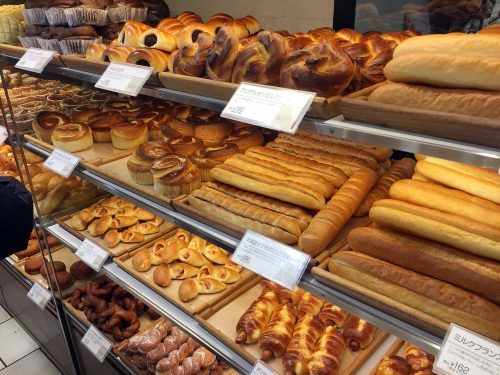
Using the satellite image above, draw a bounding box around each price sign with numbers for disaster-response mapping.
[251,360,279,375]
[27,282,51,310]
[221,83,315,133]
[43,148,80,178]
[434,324,500,375]
[95,62,153,97]
[0,126,8,146]
[15,48,56,74]
[81,325,112,363]
[232,230,310,290]
[76,239,109,272]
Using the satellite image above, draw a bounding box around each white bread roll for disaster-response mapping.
[384,53,500,91]
[394,33,500,58]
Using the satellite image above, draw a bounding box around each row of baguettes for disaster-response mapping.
[368,31,500,120]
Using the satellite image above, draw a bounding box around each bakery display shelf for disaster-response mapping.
[2,52,499,168]
[45,223,254,375]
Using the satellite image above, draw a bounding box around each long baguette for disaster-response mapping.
[415,159,500,204]
[354,158,416,217]
[299,169,377,255]
[370,199,500,261]
[209,164,325,210]
[328,251,500,340]
[245,146,348,188]
[348,227,500,304]
[389,179,500,228]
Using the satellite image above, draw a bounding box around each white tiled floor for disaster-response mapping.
[0,307,61,374]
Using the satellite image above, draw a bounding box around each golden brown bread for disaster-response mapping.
[126,48,170,73]
[299,169,378,255]
[307,326,345,375]
[328,251,500,340]
[138,28,177,52]
[258,302,297,361]
[205,25,241,82]
[342,315,375,351]
[349,226,500,304]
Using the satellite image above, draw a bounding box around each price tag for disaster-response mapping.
[76,239,109,272]
[221,83,315,133]
[81,325,112,363]
[26,282,51,310]
[43,148,80,178]
[0,126,8,146]
[15,48,56,74]
[434,324,500,375]
[95,62,153,97]
[232,230,310,290]
[251,360,279,375]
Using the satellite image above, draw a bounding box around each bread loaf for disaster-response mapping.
[299,168,377,255]
[384,53,500,91]
[370,199,500,261]
[368,82,500,120]
[328,251,500,340]
[348,226,500,304]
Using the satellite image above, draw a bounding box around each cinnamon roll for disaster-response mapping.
[101,46,137,63]
[110,121,149,150]
[168,136,203,157]
[51,123,93,152]
[136,110,170,140]
[103,99,132,112]
[126,48,170,73]
[226,126,264,150]
[161,105,196,138]
[127,140,172,185]
[33,111,69,144]
[71,108,101,123]
[87,111,127,143]
[85,42,108,62]
[138,28,177,52]
[191,143,239,181]
[151,154,201,198]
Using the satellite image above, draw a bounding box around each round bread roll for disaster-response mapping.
[24,256,44,275]
[48,271,73,290]
[69,260,96,280]
[40,260,66,278]
[153,264,171,287]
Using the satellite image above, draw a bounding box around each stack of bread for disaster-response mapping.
[235,279,377,374]
[85,11,418,97]
[367,29,500,120]
[328,156,500,339]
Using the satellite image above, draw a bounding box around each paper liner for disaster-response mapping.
[60,37,102,55]
[64,7,108,26]
[36,37,63,53]
[45,7,68,25]
[18,36,40,48]
[22,8,49,25]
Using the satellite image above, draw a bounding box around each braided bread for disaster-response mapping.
[206,26,241,82]
[173,32,214,76]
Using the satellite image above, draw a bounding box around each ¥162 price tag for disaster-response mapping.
[43,148,80,178]
[251,360,279,375]
[15,48,56,74]
[27,282,52,310]
[76,239,109,272]
[434,324,500,375]
[95,62,153,97]
[221,83,316,133]
[81,325,112,363]
[232,230,310,290]
[0,126,8,146]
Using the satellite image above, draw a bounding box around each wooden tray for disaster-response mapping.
[311,246,450,339]
[339,83,500,148]
[57,214,176,258]
[24,133,133,166]
[0,44,64,66]
[85,156,174,209]
[114,229,255,316]
[196,277,389,375]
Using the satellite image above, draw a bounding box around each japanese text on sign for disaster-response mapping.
[76,239,109,272]
[43,148,80,178]
[95,62,153,97]
[81,325,112,363]
[27,282,51,310]
[15,48,55,74]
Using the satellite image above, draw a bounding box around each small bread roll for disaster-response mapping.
[153,264,171,287]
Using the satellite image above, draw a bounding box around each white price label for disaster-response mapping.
[251,360,279,375]
[43,148,80,178]
[81,325,112,363]
[434,324,500,375]
[76,239,109,272]
[221,83,315,133]
[15,48,56,74]
[95,62,153,97]
[233,230,310,290]
[0,126,8,146]
[26,282,51,310]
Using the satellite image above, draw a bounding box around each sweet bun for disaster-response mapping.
[126,48,170,73]
[51,123,93,152]
[40,260,66,278]
[33,111,69,144]
[138,28,177,52]
[24,256,44,275]
[48,271,73,290]
[69,260,96,280]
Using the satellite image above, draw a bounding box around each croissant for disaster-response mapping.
[126,48,170,73]
[318,303,348,328]
[101,46,137,63]
[259,303,297,360]
[170,263,200,279]
[404,343,434,372]
[118,21,152,47]
[178,277,226,302]
[235,288,280,344]
[297,292,324,317]
[342,316,375,352]
[307,326,345,375]
[178,248,209,267]
[173,32,214,77]
[86,42,108,62]
[202,244,229,264]
[206,26,241,82]
[138,28,178,52]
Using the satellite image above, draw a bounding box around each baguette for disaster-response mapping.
[412,173,433,182]
[209,164,325,210]
[415,158,500,204]
[245,146,348,188]
[348,226,500,304]
[354,158,416,217]
[328,251,500,340]
[299,169,377,255]
[389,179,500,228]
[370,199,500,261]
[267,141,373,176]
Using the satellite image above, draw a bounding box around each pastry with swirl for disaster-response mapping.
[87,111,127,143]
[168,136,203,157]
[259,302,297,361]
[307,326,346,375]
[110,121,149,150]
[206,25,241,82]
[126,48,170,73]
[51,123,93,152]
[32,111,69,144]
[127,140,172,185]
[173,31,214,77]
[136,110,170,140]
[191,143,239,181]
[150,154,201,198]
[161,104,196,138]
[226,126,264,150]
